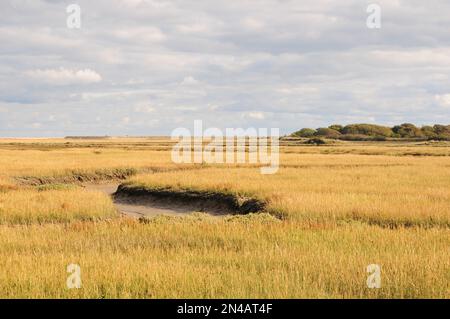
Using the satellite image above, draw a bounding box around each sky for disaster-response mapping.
[1,0,450,137]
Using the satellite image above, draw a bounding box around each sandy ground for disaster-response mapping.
[84,183,228,218]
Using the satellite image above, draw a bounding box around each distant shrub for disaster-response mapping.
[421,126,437,138]
[338,134,386,141]
[392,123,424,138]
[341,124,393,137]
[328,124,343,132]
[314,128,341,138]
[292,128,316,137]
[372,135,388,141]
[433,124,450,135]
[337,134,368,141]
[430,134,450,141]
[305,138,326,145]
[291,123,450,141]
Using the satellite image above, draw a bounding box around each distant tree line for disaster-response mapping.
[291,123,450,141]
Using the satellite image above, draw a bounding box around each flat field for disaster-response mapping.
[0,138,448,298]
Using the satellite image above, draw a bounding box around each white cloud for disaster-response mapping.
[370,49,450,67]
[242,17,265,31]
[181,76,199,85]
[134,104,155,113]
[26,68,102,85]
[276,86,319,95]
[435,94,450,108]
[113,27,165,42]
[177,23,211,34]
[245,112,265,120]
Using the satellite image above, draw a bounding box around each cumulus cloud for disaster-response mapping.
[435,94,450,108]
[181,76,199,85]
[25,68,102,85]
[244,112,266,120]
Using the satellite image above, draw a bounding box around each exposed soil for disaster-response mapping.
[116,184,266,215]
[84,183,266,218]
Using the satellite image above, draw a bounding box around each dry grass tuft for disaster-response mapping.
[0,188,117,225]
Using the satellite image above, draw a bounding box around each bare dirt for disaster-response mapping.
[83,183,234,218]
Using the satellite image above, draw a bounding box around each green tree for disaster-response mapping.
[433,124,450,135]
[433,125,450,140]
[392,123,424,138]
[341,124,393,137]
[328,124,343,132]
[292,128,316,137]
[315,127,341,138]
[421,126,437,138]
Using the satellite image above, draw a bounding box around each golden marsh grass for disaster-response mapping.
[0,217,447,298]
[0,188,117,225]
[0,138,448,298]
